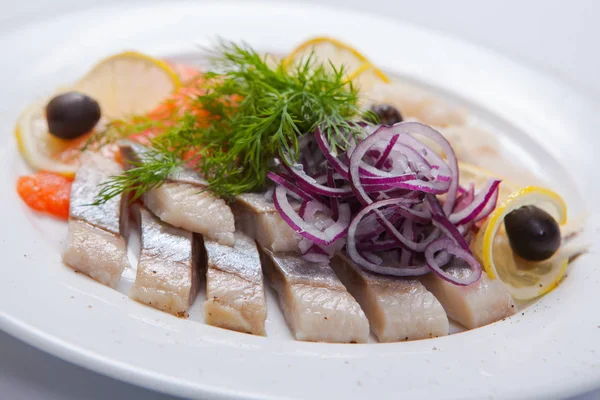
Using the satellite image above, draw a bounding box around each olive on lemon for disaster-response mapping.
[504,205,561,261]
[46,92,101,140]
[371,104,403,125]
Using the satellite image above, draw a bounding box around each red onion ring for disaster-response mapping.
[270,121,497,286]
[273,186,349,246]
[425,238,482,286]
[267,172,314,201]
[448,179,501,225]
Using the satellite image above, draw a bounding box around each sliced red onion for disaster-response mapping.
[359,173,417,185]
[323,203,352,244]
[448,179,501,225]
[280,152,354,198]
[432,214,471,251]
[474,184,500,222]
[348,122,457,207]
[356,239,398,252]
[327,166,340,220]
[300,200,326,220]
[424,238,482,286]
[399,221,415,266]
[453,183,474,213]
[391,122,459,214]
[374,134,399,169]
[298,237,314,254]
[348,198,439,263]
[395,131,452,180]
[354,205,403,239]
[314,125,374,179]
[267,172,313,201]
[427,195,470,251]
[298,200,308,218]
[273,186,349,246]
[360,251,383,265]
[302,250,330,263]
[321,237,347,256]
[457,222,473,237]
[271,121,493,286]
[315,128,351,179]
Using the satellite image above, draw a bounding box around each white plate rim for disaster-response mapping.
[0,2,599,399]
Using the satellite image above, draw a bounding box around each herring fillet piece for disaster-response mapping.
[120,141,235,246]
[63,152,130,288]
[201,232,267,335]
[420,266,517,329]
[331,253,449,342]
[259,248,369,343]
[233,193,301,253]
[130,205,199,316]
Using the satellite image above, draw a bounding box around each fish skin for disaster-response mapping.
[202,232,267,335]
[331,253,449,342]
[130,205,200,316]
[68,151,126,235]
[233,193,301,253]
[63,152,130,288]
[420,266,517,329]
[260,248,369,343]
[119,141,235,246]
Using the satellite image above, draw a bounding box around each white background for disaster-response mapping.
[1,0,598,399]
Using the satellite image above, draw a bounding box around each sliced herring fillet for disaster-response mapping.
[130,205,199,316]
[260,248,369,343]
[331,253,449,342]
[420,266,517,329]
[233,193,301,253]
[63,152,130,288]
[202,232,267,335]
[120,141,235,245]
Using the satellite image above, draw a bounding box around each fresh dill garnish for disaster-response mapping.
[95,41,370,204]
[92,134,184,205]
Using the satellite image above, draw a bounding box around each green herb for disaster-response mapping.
[95,41,369,204]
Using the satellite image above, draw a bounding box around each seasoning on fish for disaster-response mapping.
[63,152,130,287]
[202,232,267,335]
[259,248,369,343]
[420,265,516,329]
[130,204,199,316]
[120,141,235,246]
[233,193,301,253]
[331,253,449,342]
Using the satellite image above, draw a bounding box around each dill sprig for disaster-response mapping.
[93,136,183,205]
[95,41,370,204]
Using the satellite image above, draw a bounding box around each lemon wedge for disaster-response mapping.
[15,99,83,177]
[284,37,389,90]
[74,51,181,119]
[15,51,180,175]
[472,186,568,300]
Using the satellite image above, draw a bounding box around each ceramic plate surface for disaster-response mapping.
[0,2,599,399]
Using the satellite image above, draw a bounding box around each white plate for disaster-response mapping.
[1,2,599,399]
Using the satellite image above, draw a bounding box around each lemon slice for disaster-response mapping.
[284,37,390,89]
[472,186,568,300]
[15,51,180,175]
[74,51,181,119]
[15,98,83,177]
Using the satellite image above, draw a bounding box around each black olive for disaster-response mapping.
[504,205,561,261]
[370,104,403,125]
[46,92,101,140]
